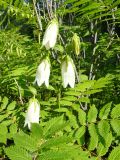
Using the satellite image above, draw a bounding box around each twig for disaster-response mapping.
[33,0,42,31]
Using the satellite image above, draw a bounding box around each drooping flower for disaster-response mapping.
[72,33,80,56]
[24,98,40,129]
[34,57,50,87]
[42,18,58,50]
[61,55,75,88]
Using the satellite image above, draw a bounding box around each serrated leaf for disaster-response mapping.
[111,119,120,136]
[98,120,110,139]
[43,116,64,137]
[88,123,98,150]
[75,80,95,92]
[66,110,79,129]
[87,105,98,123]
[97,132,113,156]
[99,102,112,120]
[40,136,72,149]
[1,96,8,110]
[62,96,77,101]
[78,109,86,125]
[39,150,70,160]
[111,104,120,118]
[7,101,16,110]
[65,91,80,96]
[79,97,90,103]
[9,123,17,134]
[85,89,102,95]
[0,124,8,134]
[31,123,43,139]
[5,146,32,160]
[28,86,37,95]
[54,44,64,53]
[108,145,120,160]
[75,126,86,145]
[60,100,72,106]
[13,133,38,152]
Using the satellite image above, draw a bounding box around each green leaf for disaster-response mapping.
[87,105,98,123]
[13,133,38,152]
[97,132,113,156]
[98,120,110,139]
[0,124,8,134]
[7,101,16,110]
[28,86,37,95]
[111,104,120,118]
[31,123,43,139]
[62,96,77,101]
[54,44,64,53]
[40,136,72,149]
[0,124,7,144]
[60,100,72,106]
[5,146,32,160]
[79,97,90,103]
[111,119,120,136]
[9,123,17,134]
[65,91,80,96]
[1,96,8,110]
[88,123,98,150]
[75,126,86,145]
[99,102,112,120]
[75,80,95,92]
[66,110,79,129]
[43,116,65,137]
[78,109,86,125]
[108,145,120,160]
[39,150,70,160]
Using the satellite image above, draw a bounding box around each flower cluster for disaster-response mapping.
[25,19,80,129]
[34,55,75,88]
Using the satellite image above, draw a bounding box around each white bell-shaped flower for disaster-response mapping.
[34,57,50,87]
[61,56,75,88]
[24,98,40,129]
[42,19,58,50]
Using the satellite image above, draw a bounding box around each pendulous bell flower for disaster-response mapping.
[61,55,75,88]
[24,98,40,129]
[34,57,50,87]
[42,18,58,50]
[72,33,80,56]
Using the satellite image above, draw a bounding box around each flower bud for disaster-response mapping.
[34,57,50,87]
[61,55,75,88]
[72,33,80,56]
[24,98,40,129]
[42,19,59,50]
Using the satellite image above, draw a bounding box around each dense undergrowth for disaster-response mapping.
[0,0,120,160]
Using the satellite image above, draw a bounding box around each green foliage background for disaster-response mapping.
[0,0,120,159]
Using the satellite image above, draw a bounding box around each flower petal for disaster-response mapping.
[24,99,40,129]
